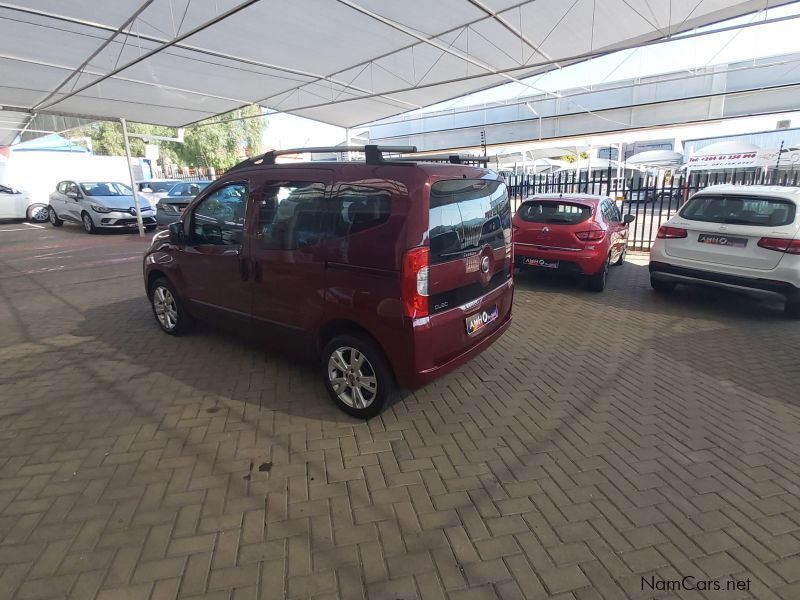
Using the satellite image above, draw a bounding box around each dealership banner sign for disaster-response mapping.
[687,148,799,170]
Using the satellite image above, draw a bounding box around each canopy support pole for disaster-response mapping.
[121,118,145,237]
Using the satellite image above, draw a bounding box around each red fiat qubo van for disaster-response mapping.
[143,146,514,417]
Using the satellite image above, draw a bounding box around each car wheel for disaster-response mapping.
[587,255,610,292]
[48,207,63,227]
[650,276,676,293]
[27,204,49,223]
[785,301,800,319]
[81,212,97,234]
[614,246,627,266]
[149,277,192,335]
[321,334,393,418]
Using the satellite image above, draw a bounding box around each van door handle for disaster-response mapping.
[254,261,262,282]
[239,257,249,281]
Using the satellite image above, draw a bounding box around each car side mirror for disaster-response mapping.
[623,214,636,224]
[168,222,185,245]
[66,191,79,200]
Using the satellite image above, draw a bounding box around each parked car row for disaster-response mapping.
[516,185,800,318]
[33,155,800,418]
[44,179,210,233]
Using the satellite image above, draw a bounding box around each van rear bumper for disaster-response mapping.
[398,278,513,388]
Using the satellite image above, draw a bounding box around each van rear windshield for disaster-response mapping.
[518,200,592,224]
[428,179,511,264]
[679,195,796,227]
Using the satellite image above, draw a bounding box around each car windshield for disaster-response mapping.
[140,181,175,193]
[80,182,132,196]
[518,200,592,224]
[168,182,210,197]
[679,194,796,227]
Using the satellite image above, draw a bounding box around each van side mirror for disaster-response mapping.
[168,222,185,244]
[623,214,636,224]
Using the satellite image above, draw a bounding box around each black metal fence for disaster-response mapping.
[506,169,800,250]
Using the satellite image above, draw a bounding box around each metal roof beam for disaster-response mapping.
[31,0,156,110]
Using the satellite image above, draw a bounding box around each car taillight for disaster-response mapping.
[657,226,688,239]
[758,237,800,254]
[401,246,429,318]
[575,230,605,241]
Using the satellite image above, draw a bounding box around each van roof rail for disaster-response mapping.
[394,154,489,166]
[227,145,418,172]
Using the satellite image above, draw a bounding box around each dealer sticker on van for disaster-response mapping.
[466,305,499,336]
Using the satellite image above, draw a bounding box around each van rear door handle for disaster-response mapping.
[239,257,249,281]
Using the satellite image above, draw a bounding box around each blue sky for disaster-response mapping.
[263,3,800,148]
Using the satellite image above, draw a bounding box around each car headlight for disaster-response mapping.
[91,203,113,213]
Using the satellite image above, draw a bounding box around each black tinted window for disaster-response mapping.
[518,200,591,225]
[190,183,248,245]
[258,182,326,250]
[330,185,391,237]
[680,195,796,226]
[429,180,510,265]
[142,182,175,193]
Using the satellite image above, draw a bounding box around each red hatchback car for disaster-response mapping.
[512,194,634,291]
[143,146,514,417]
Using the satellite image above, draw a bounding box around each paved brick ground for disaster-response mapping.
[1,222,800,599]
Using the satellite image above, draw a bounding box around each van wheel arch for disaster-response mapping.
[316,320,396,381]
[147,270,168,296]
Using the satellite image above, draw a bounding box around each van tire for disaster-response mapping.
[321,334,393,419]
[149,276,192,335]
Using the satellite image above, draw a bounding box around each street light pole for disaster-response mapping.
[120,118,145,237]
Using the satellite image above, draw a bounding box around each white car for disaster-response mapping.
[0,184,49,223]
[650,185,800,318]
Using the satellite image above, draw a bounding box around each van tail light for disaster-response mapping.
[401,247,429,318]
[575,229,605,242]
[657,226,688,239]
[758,237,800,254]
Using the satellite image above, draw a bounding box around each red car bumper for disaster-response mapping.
[513,243,606,276]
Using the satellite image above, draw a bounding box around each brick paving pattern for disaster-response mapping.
[1,223,799,599]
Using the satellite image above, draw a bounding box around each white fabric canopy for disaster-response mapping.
[626,150,684,167]
[0,0,792,145]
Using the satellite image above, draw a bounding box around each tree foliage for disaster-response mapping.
[72,105,264,170]
[559,151,589,164]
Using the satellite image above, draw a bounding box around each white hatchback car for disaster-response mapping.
[650,185,800,318]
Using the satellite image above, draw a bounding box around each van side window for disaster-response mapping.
[258,182,326,249]
[190,183,248,245]
[330,184,391,236]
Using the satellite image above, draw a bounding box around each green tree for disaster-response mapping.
[559,151,589,164]
[72,105,264,170]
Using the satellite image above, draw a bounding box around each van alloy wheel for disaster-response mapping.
[327,346,378,409]
[153,285,179,331]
